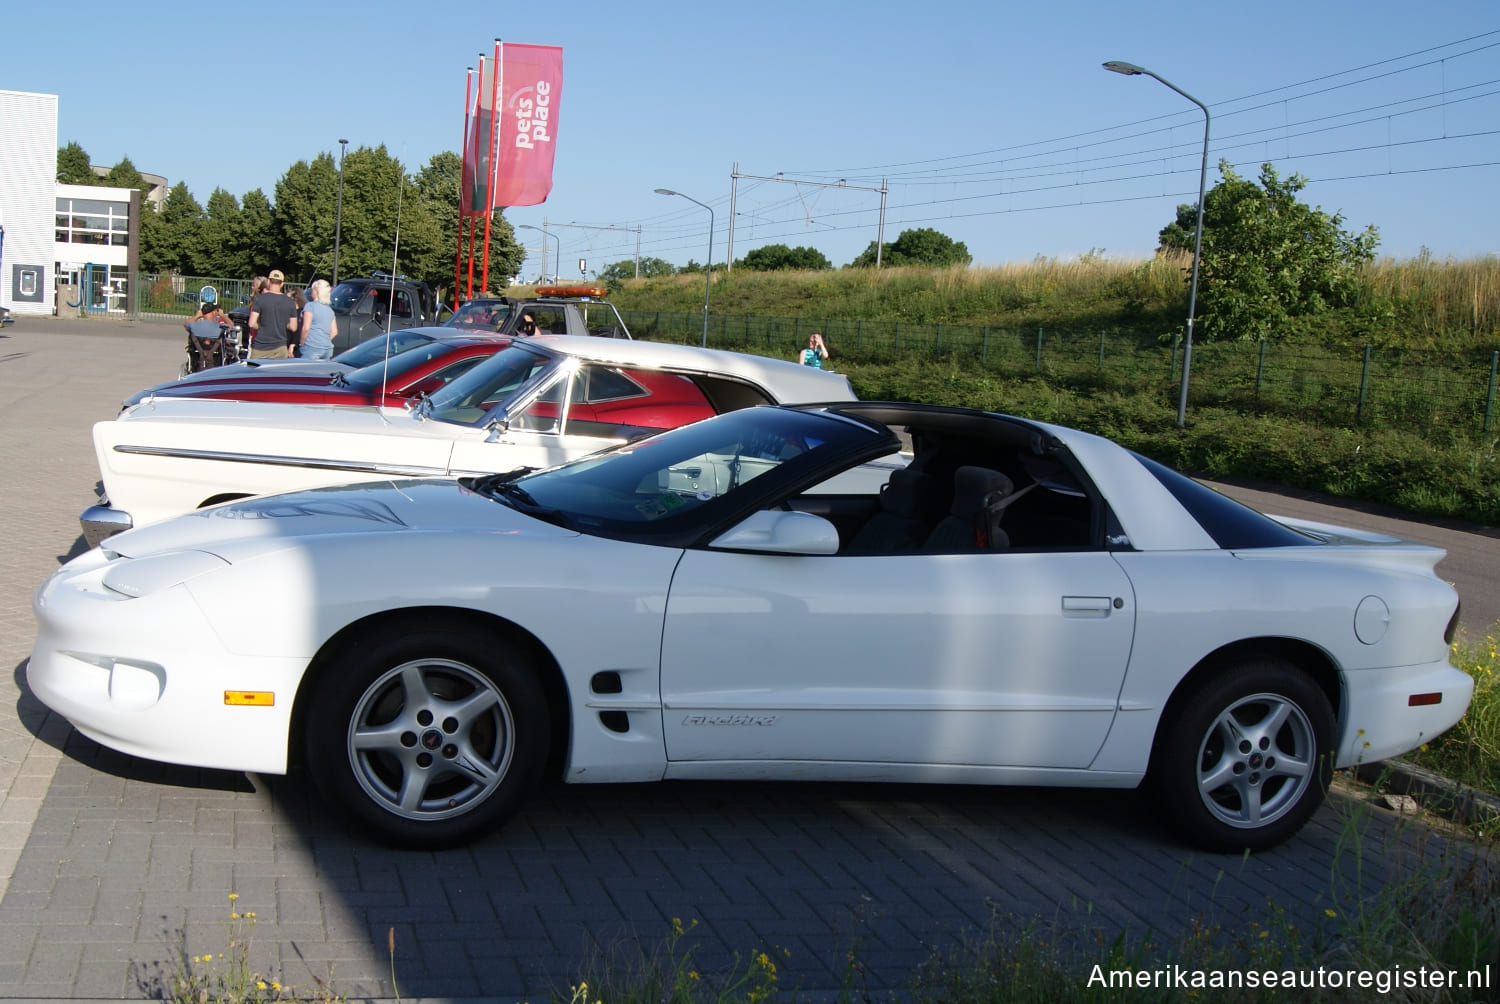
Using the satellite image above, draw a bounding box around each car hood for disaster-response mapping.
[123,362,353,407]
[105,478,574,563]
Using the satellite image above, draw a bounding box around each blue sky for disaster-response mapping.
[9,1,1499,277]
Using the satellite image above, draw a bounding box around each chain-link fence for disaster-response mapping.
[620,309,1500,438]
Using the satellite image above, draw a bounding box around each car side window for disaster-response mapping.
[578,366,647,404]
[529,307,567,333]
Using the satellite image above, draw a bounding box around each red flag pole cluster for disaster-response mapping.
[455,39,564,308]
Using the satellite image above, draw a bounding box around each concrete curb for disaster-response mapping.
[1355,758,1500,828]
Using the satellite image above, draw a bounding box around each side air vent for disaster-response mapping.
[591,671,623,694]
[599,711,629,733]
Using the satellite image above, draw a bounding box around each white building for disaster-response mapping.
[56,184,138,313]
[0,89,57,318]
[1,88,144,318]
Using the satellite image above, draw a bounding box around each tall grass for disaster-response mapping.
[600,254,1500,350]
[1362,255,1500,346]
[1410,634,1500,797]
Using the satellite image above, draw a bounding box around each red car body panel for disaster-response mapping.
[527,370,715,432]
[136,338,514,409]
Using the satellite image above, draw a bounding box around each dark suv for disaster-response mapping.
[443,285,632,339]
[329,273,452,351]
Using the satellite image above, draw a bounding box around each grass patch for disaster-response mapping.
[1408,634,1500,798]
[828,359,1500,525]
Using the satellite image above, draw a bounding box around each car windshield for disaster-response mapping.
[329,282,368,312]
[470,407,880,537]
[332,329,438,367]
[447,301,510,330]
[423,342,556,425]
[342,342,480,392]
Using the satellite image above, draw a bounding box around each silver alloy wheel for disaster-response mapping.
[1195,691,1316,829]
[346,657,516,822]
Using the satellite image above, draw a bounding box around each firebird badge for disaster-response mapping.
[682,714,779,726]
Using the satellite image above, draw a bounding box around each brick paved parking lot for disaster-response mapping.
[0,318,1485,1001]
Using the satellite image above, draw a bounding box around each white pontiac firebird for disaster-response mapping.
[31,402,1470,851]
[81,335,856,546]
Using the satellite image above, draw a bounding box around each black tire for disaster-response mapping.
[1150,658,1336,853]
[304,620,548,848]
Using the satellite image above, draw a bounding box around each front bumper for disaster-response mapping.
[80,503,133,549]
[29,552,304,775]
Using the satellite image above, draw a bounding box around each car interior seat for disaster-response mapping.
[845,468,936,553]
[922,466,1030,551]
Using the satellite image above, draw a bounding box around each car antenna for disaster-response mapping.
[379,154,407,420]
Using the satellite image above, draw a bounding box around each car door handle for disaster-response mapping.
[1061,595,1117,617]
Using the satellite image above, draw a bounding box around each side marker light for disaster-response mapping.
[225,691,275,706]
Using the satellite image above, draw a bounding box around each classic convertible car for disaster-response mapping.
[81,336,856,545]
[34,402,1469,851]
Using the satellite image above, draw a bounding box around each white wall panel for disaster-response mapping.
[0,90,58,316]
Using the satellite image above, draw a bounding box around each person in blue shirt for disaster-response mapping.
[798,332,829,368]
[298,279,339,360]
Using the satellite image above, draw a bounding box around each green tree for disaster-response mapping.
[203,188,247,278]
[412,151,523,295]
[598,257,675,283]
[275,145,458,287]
[1158,161,1380,340]
[739,244,832,271]
[137,204,173,274]
[848,227,971,268]
[56,141,94,184]
[273,151,341,282]
[239,189,279,278]
[100,156,151,201]
[159,182,208,275]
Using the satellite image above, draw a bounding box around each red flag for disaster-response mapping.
[461,57,499,216]
[491,43,563,208]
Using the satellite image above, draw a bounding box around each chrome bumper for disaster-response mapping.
[80,504,133,549]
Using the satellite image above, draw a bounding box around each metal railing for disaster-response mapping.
[620,309,1500,438]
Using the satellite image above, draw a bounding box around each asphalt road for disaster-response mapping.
[0,315,1492,1000]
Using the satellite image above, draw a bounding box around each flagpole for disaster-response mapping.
[480,38,502,295]
[455,66,474,308]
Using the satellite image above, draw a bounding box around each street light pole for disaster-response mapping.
[1104,60,1210,428]
[655,188,713,347]
[516,225,555,284]
[332,139,348,286]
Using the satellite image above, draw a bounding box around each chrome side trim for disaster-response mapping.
[110,444,449,479]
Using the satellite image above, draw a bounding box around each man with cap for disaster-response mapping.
[248,269,298,359]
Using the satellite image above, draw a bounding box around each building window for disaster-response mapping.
[54,196,130,248]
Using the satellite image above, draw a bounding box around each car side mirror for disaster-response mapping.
[483,413,511,442]
[708,510,839,555]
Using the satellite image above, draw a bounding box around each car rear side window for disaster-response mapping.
[1132,453,1316,549]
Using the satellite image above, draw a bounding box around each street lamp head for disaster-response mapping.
[654,188,678,197]
[338,138,348,145]
[1103,60,1146,76]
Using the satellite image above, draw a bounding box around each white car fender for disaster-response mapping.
[182,523,684,782]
